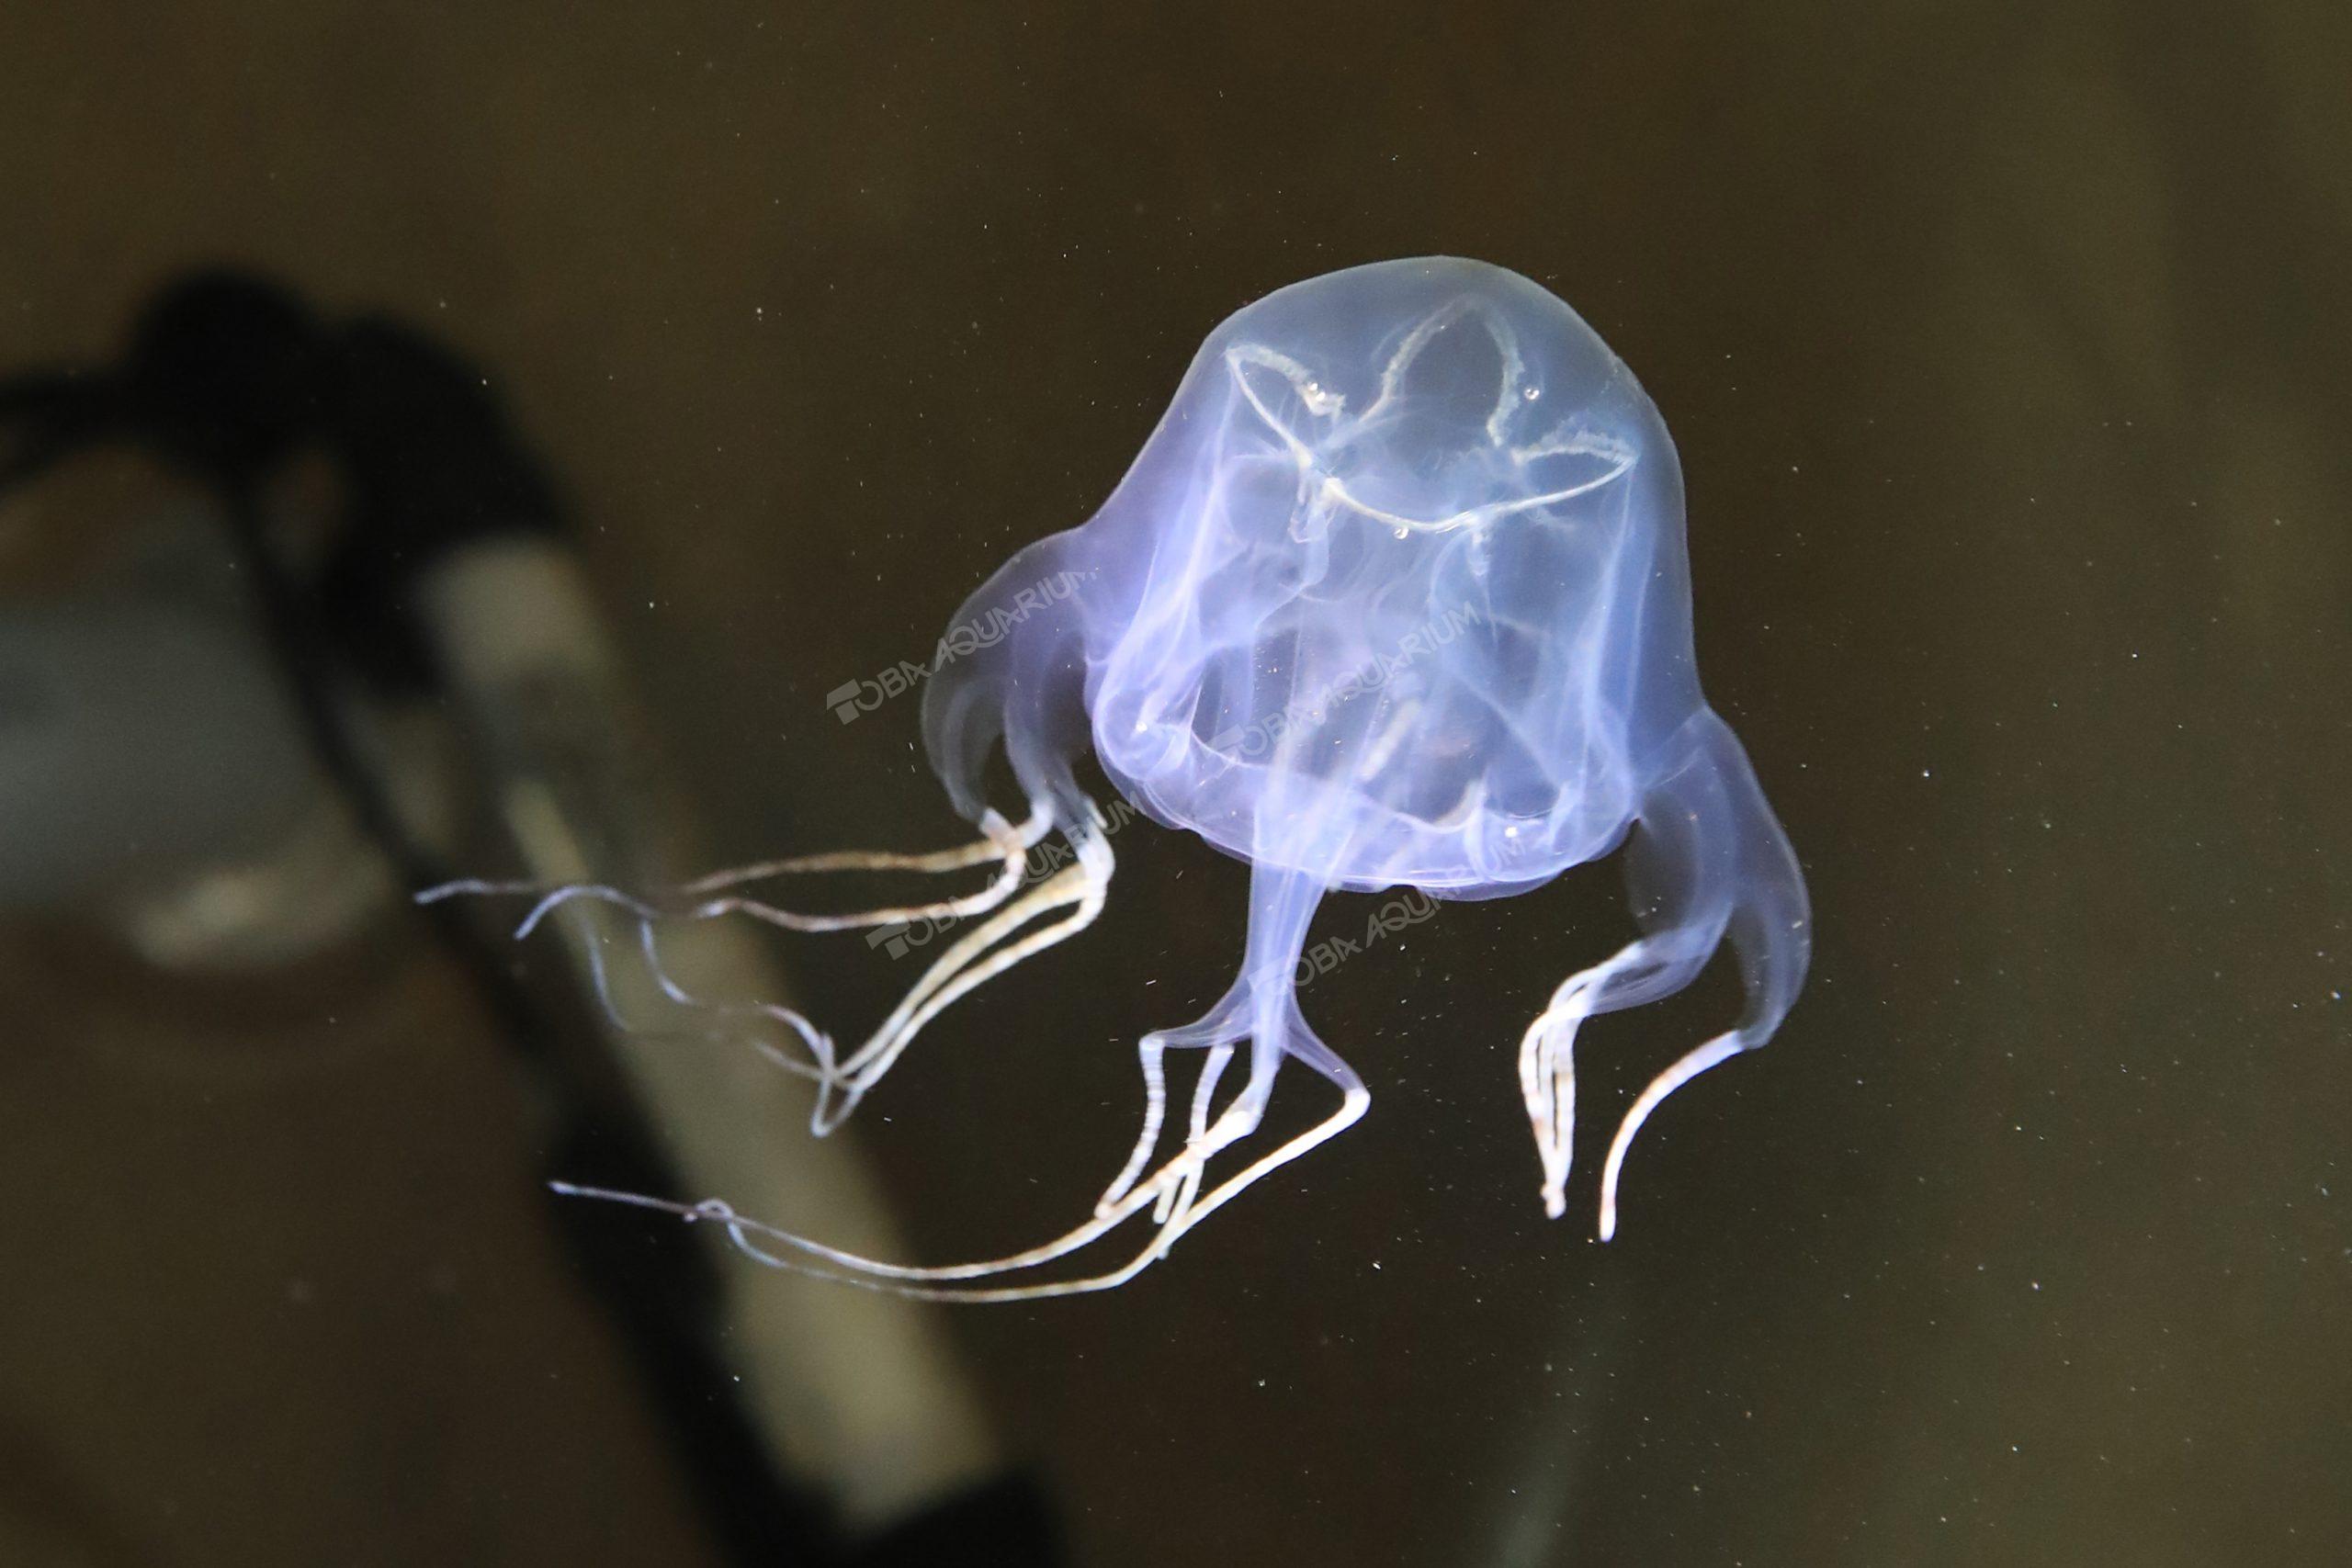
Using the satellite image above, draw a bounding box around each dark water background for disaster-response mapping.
[0,5,2343,1564]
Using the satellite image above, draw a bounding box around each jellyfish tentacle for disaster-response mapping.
[1095,998,1274,1225]
[1556,707,1810,1240]
[537,757,1363,1302]
[681,805,1039,886]
[625,915,837,1078]
[680,807,1051,933]
[1093,805,1370,1252]
[813,809,1114,1132]
[556,911,833,1083]
[1127,1015,1364,1277]
[1100,840,1330,1213]
[543,829,1378,1302]
[541,863,1367,1302]
[1518,921,1724,1222]
[1599,1032,1744,1242]
[459,883,840,1085]
[628,916,832,1073]
[541,961,1369,1303]
[411,806,1091,1104]
[413,807,1048,938]
[1097,979,1254,1213]
[1150,1041,1232,1227]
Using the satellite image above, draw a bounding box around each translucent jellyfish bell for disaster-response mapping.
[434,256,1811,1300]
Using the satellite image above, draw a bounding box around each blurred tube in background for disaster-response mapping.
[418,532,1004,1534]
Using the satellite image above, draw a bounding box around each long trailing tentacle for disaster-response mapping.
[565,916,833,1084]
[416,806,1049,936]
[416,804,1089,1102]
[812,807,1114,1131]
[546,1030,1368,1303]
[535,854,1370,1303]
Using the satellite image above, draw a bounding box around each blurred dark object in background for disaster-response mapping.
[0,270,1059,1568]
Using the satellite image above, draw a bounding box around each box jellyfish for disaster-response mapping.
[435,256,1810,1300]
